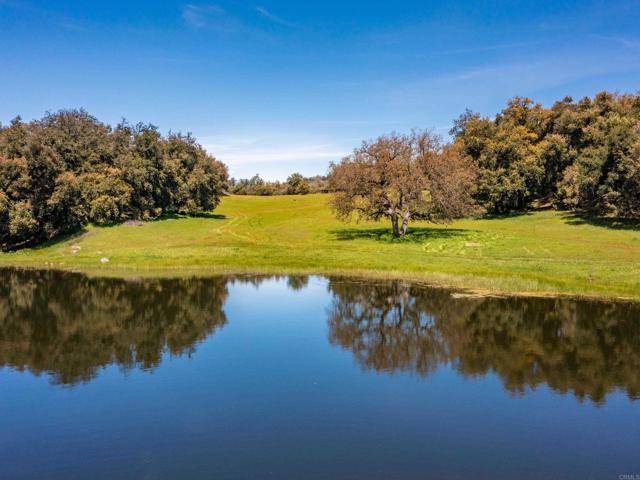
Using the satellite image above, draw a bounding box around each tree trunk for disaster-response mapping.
[390,213,400,237]
[400,211,410,236]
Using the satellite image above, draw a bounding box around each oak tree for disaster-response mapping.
[328,131,480,237]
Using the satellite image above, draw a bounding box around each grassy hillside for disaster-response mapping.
[1,194,639,299]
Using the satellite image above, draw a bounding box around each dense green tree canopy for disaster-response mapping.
[452,92,640,217]
[0,110,228,249]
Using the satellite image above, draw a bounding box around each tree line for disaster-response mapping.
[452,91,640,216]
[0,110,228,249]
[229,173,328,195]
[1,90,638,248]
[328,91,640,236]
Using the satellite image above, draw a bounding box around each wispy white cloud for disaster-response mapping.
[255,6,295,28]
[592,34,640,50]
[181,4,247,33]
[200,133,348,180]
[182,4,217,28]
[181,3,294,37]
[389,44,640,110]
[431,40,543,56]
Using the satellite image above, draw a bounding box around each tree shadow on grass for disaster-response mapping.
[479,211,534,221]
[155,212,227,221]
[332,227,470,243]
[6,213,229,252]
[16,227,92,252]
[562,213,640,231]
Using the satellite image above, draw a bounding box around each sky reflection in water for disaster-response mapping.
[1,269,639,479]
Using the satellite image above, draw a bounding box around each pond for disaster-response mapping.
[0,268,639,479]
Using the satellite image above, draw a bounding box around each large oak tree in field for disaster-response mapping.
[328,130,481,237]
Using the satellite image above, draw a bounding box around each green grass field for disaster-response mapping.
[1,193,639,300]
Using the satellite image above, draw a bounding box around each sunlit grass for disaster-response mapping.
[1,194,639,300]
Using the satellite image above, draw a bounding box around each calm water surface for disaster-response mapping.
[1,268,639,479]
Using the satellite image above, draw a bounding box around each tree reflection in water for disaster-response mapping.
[327,278,640,404]
[0,268,229,386]
[0,271,311,387]
[1,270,639,404]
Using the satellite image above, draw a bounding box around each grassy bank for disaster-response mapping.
[1,194,639,300]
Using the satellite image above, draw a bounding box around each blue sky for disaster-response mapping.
[1,0,639,179]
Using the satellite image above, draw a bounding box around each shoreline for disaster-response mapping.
[1,194,638,303]
[1,262,637,304]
